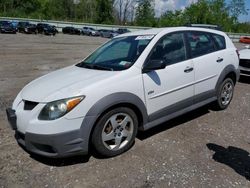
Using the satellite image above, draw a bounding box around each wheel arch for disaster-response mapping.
[215,64,239,91]
[79,92,148,152]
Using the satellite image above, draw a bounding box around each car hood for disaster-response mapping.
[239,49,250,59]
[21,65,118,102]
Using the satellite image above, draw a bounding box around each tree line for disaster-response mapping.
[0,0,249,33]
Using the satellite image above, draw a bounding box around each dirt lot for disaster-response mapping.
[0,33,250,188]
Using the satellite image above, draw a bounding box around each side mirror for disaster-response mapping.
[142,60,166,73]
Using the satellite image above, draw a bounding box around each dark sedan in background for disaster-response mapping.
[62,26,81,35]
[0,21,16,34]
[116,28,130,34]
[37,23,58,35]
[17,22,37,34]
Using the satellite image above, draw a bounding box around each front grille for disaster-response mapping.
[241,70,250,75]
[24,100,38,110]
[240,59,250,69]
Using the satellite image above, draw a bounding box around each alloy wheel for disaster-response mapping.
[101,113,134,151]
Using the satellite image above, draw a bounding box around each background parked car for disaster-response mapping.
[10,20,19,32]
[116,28,130,34]
[62,26,81,35]
[17,22,37,34]
[37,23,58,35]
[0,21,16,34]
[99,29,119,38]
[82,27,100,36]
[239,45,250,76]
[239,36,250,44]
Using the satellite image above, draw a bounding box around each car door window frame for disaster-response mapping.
[186,31,217,59]
[143,31,189,71]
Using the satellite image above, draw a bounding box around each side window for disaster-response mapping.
[212,34,226,50]
[187,32,216,58]
[149,32,187,65]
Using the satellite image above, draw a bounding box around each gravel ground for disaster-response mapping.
[0,33,249,188]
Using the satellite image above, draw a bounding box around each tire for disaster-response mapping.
[91,107,138,157]
[213,78,234,110]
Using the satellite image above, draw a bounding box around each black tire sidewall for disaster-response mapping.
[91,107,138,157]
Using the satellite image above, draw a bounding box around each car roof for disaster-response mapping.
[119,27,226,38]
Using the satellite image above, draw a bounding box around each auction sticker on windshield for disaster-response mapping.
[135,35,154,40]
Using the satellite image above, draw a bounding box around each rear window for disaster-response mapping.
[212,34,226,50]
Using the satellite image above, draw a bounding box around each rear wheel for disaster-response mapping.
[91,107,138,157]
[213,78,234,110]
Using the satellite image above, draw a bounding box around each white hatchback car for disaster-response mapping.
[6,27,239,158]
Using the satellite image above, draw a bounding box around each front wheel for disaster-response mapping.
[91,107,138,157]
[213,78,234,110]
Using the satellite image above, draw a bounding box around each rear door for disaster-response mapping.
[186,31,225,100]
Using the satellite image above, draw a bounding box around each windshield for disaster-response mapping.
[76,35,154,71]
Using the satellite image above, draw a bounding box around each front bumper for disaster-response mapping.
[239,66,250,76]
[6,107,97,158]
[6,108,17,130]
[15,130,87,158]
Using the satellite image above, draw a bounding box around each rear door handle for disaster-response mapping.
[184,67,194,73]
[217,57,224,63]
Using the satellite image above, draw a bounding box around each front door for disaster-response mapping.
[142,32,195,121]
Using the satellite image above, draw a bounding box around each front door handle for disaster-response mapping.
[217,57,224,63]
[184,67,194,73]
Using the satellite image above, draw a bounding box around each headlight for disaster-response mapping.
[38,96,84,120]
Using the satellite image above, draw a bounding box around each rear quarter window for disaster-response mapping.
[212,34,226,50]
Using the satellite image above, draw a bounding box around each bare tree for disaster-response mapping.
[114,0,137,25]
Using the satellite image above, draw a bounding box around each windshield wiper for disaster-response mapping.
[76,63,113,71]
[91,64,114,71]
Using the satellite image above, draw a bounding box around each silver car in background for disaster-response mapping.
[82,27,100,36]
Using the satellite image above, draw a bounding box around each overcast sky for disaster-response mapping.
[154,0,250,22]
[154,0,198,17]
